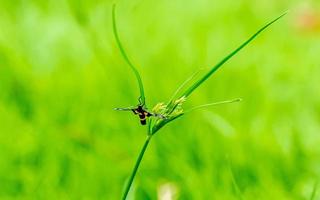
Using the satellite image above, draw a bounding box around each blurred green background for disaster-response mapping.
[1,0,320,199]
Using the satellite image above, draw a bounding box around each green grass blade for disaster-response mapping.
[227,156,244,200]
[184,98,241,113]
[310,181,318,200]
[151,113,184,135]
[151,98,240,134]
[182,12,287,98]
[112,4,146,105]
[167,68,205,105]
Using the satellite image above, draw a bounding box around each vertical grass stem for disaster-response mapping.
[121,135,152,200]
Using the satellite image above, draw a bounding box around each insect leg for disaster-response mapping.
[138,96,148,109]
[151,113,167,119]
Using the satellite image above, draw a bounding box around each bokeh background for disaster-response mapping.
[1,0,320,199]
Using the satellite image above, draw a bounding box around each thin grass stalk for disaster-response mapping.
[227,157,244,200]
[167,69,204,104]
[185,98,241,113]
[121,135,153,200]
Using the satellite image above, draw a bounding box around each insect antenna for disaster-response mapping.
[114,107,134,111]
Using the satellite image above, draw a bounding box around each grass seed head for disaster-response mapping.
[152,102,167,113]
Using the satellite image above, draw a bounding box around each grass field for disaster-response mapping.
[0,0,320,199]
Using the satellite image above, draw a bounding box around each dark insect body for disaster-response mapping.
[131,105,152,125]
[115,103,165,125]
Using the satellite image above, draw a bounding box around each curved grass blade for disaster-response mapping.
[112,4,146,105]
[182,12,287,98]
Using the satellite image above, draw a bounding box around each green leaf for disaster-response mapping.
[182,12,287,98]
[112,4,146,105]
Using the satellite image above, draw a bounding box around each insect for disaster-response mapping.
[114,98,166,125]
